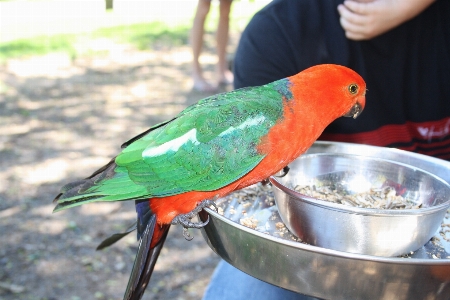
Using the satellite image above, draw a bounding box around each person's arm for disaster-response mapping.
[337,0,436,40]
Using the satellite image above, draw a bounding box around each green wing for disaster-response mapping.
[55,80,290,210]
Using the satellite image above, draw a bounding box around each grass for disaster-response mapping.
[92,22,191,50]
[0,1,268,63]
[0,21,191,62]
[0,35,77,61]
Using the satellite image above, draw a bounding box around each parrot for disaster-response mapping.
[53,64,366,300]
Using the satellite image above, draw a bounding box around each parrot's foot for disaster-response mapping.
[276,166,290,178]
[262,166,290,185]
[171,198,218,241]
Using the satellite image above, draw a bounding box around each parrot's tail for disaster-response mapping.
[95,200,170,300]
[53,158,148,212]
[124,215,170,300]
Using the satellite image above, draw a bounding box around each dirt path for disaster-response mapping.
[0,38,236,299]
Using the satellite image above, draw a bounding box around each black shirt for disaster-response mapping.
[234,0,450,160]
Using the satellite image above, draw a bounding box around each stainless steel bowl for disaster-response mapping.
[200,142,450,300]
[270,154,450,256]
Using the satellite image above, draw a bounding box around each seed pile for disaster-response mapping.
[293,184,422,209]
[211,183,448,259]
[239,216,258,229]
[214,183,299,240]
[439,208,450,242]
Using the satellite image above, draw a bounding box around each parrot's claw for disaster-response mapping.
[276,166,290,178]
[262,166,290,185]
[171,199,218,226]
[172,214,210,229]
[171,198,219,241]
[183,227,194,241]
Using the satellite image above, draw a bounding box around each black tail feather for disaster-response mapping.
[53,158,117,203]
[86,157,117,179]
[120,119,175,149]
[96,222,137,251]
[124,215,170,300]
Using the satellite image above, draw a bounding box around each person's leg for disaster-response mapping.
[191,0,217,92]
[202,260,317,300]
[216,0,233,85]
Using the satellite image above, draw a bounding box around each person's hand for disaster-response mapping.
[337,0,435,40]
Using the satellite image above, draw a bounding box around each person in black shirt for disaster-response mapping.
[233,0,450,160]
[203,0,450,299]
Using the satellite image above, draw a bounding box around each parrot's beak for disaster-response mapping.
[344,88,366,119]
[343,102,364,119]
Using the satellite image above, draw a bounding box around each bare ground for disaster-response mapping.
[0,36,236,300]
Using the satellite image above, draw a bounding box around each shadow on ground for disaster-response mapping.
[0,35,236,299]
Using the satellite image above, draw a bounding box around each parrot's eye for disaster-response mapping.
[348,84,358,95]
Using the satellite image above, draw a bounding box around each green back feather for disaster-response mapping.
[54,80,290,211]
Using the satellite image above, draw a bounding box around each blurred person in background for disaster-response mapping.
[203,0,449,299]
[191,0,234,92]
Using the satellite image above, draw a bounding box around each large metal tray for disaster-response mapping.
[199,142,450,300]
